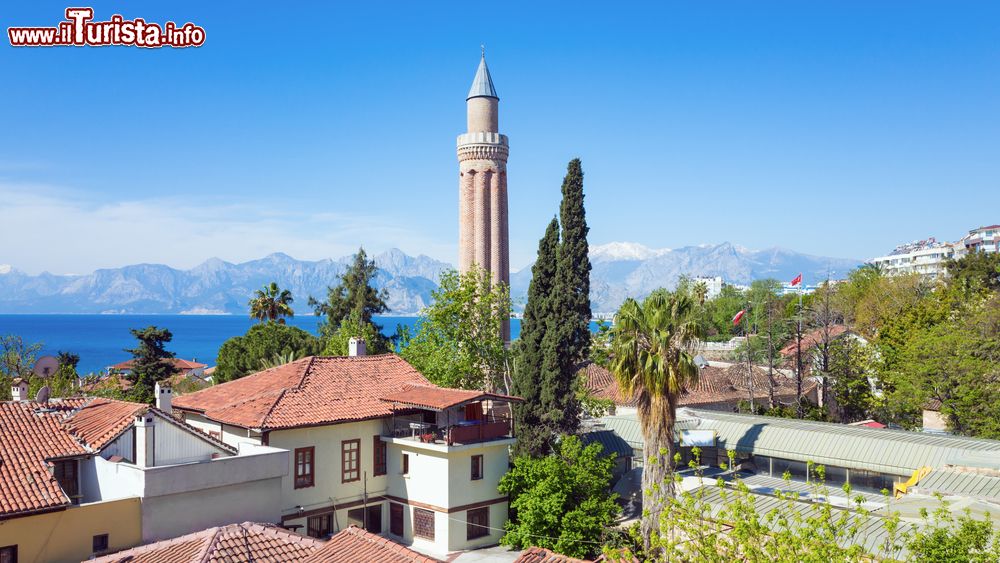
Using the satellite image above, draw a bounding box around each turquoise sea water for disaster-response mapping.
[0,315,598,376]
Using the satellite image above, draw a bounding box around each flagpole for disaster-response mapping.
[745,298,754,414]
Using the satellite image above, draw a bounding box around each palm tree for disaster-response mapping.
[609,289,701,552]
[249,282,295,324]
[693,281,709,305]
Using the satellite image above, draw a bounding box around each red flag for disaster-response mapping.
[732,309,746,326]
[790,273,802,287]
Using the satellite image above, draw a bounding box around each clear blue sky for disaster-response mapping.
[2,1,998,275]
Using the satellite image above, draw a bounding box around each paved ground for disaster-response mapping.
[448,545,522,562]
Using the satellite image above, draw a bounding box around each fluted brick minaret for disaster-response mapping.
[458,52,510,341]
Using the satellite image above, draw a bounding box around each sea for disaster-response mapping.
[0,315,600,376]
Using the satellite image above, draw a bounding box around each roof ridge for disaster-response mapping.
[258,356,315,429]
[196,524,229,563]
[148,407,238,454]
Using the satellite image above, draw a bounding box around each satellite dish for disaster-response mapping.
[35,385,51,405]
[33,356,59,378]
[693,355,709,369]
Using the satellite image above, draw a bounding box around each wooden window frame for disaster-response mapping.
[466,507,489,540]
[373,435,387,476]
[306,513,332,538]
[342,439,361,483]
[390,502,404,536]
[53,459,79,498]
[413,508,435,540]
[92,534,109,554]
[0,545,17,563]
[471,454,484,481]
[402,453,409,475]
[294,447,315,489]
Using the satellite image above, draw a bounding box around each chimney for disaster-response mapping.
[133,412,155,468]
[349,337,366,357]
[11,378,28,401]
[155,381,172,414]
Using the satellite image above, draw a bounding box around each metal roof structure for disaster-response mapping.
[692,484,918,559]
[467,55,498,100]
[580,429,636,459]
[915,468,1000,500]
[598,409,1000,476]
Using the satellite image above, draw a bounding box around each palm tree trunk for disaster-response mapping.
[641,397,676,556]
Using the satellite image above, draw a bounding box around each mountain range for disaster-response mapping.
[0,243,860,315]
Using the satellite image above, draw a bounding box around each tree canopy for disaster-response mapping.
[499,435,620,559]
[123,326,177,403]
[308,247,389,345]
[215,322,322,382]
[248,281,295,324]
[398,267,510,390]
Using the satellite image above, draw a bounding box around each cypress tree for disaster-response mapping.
[557,158,592,363]
[512,218,560,458]
[540,159,591,437]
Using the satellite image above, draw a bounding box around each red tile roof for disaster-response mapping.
[779,325,850,358]
[381,384,522,411]
[514,547,592,563]
[173,355,436,430]
[1,396,236,519]
[303,526,443,562]
[111,358,207,371]
[89,522,326,563]
[0,397,149,518]
[582,362,813,409]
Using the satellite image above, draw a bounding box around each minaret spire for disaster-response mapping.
[457,50,510,342]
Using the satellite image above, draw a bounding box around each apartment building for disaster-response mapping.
[172,343,520,556]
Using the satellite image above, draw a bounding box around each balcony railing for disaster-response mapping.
[385,415,513,446]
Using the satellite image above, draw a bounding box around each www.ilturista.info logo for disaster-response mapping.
[8,8,205,48]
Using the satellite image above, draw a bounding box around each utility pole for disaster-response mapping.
[744,298,755,413]
[795,284,804,419]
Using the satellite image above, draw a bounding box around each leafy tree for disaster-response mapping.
[399,267,510,390]
[589,320,613,368]
[945,250,1000,293]
[703,285,746,338]
[309,247,389,345]
[828,335,880,423]
[123,326,178,404]
[512,219,560,457]
[215,322,322,382]
[57,351,81,370]
[609,289,701,552]
[498,435,620,559]
[0,335,43,401]
[248,281,295,324]
[323,311,388,356]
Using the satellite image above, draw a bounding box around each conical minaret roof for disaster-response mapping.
[467,54,498,100]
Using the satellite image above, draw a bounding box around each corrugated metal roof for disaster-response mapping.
[580,429,635,458]
[916,469,1000,499]
[467,55,498,100]
[600,410,1000,476]
[693,484,918,558]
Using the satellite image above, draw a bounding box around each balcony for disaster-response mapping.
[385,414,513,446]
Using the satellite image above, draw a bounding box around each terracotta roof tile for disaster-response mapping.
[112,358,207,371]
[779,325,850,358]
[0,401,87,517]
[513,546,592,563]
[582,362,814,409]
[174,355,438,430]
[381,385,522,411]
[64,398,146,450]
[303,526,442,562]
[89,522,325,563]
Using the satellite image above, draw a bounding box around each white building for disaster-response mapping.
[957,224,1000,255]
[173,343,521,557]
[869,237,957,280]
[693,276,724,300]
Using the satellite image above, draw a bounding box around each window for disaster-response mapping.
[348,505,382,534]
[413,508,435,540]
[53,459,78,498]
[294,447,315,489]
[92,534,109,554]
[390,503,404,536]
[373,435,387,476]
[0,545,16,563]
[471,454,483,480]
[467,507,489,540]
[342,439,360,483]
[307,513,332,538]
[402,453,409,475]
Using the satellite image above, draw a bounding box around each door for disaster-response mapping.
[390,503,404,536]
